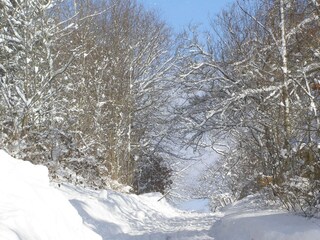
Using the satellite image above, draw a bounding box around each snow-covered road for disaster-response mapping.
[1,150,320,240]
[59,183,217,240]
[59,182,320,240]
[60,183,320,240]
[108,212,217,240]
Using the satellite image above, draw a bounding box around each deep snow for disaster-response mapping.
[58,183,217,239]
[211,195,320,240]
[1,150,320,240]
[0,150,101,240]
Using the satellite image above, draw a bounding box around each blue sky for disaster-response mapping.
[137,0,234,32]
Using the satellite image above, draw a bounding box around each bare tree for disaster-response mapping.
[48,0,177,190]
[177,0,320,214]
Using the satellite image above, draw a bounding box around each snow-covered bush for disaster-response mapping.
[133,152,173,194]
[274,176,320,216]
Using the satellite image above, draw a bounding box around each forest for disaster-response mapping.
[0,0,319,216]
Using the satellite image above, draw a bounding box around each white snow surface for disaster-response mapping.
[177,198,211,213]
[58,184,217,239]
[0,150,101,240]
[1,150,320,240]
[211,195,320,240]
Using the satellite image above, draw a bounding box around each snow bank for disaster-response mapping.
[57,183,182,238]
[212,211,320,240]
[0,150,101,240]
[210,195,320,240]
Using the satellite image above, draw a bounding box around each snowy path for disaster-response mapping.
[1,151,320,240]
[68,186,320,240]
[58,184,217,240]
[112,212,217,240]
[61,183,320,240]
